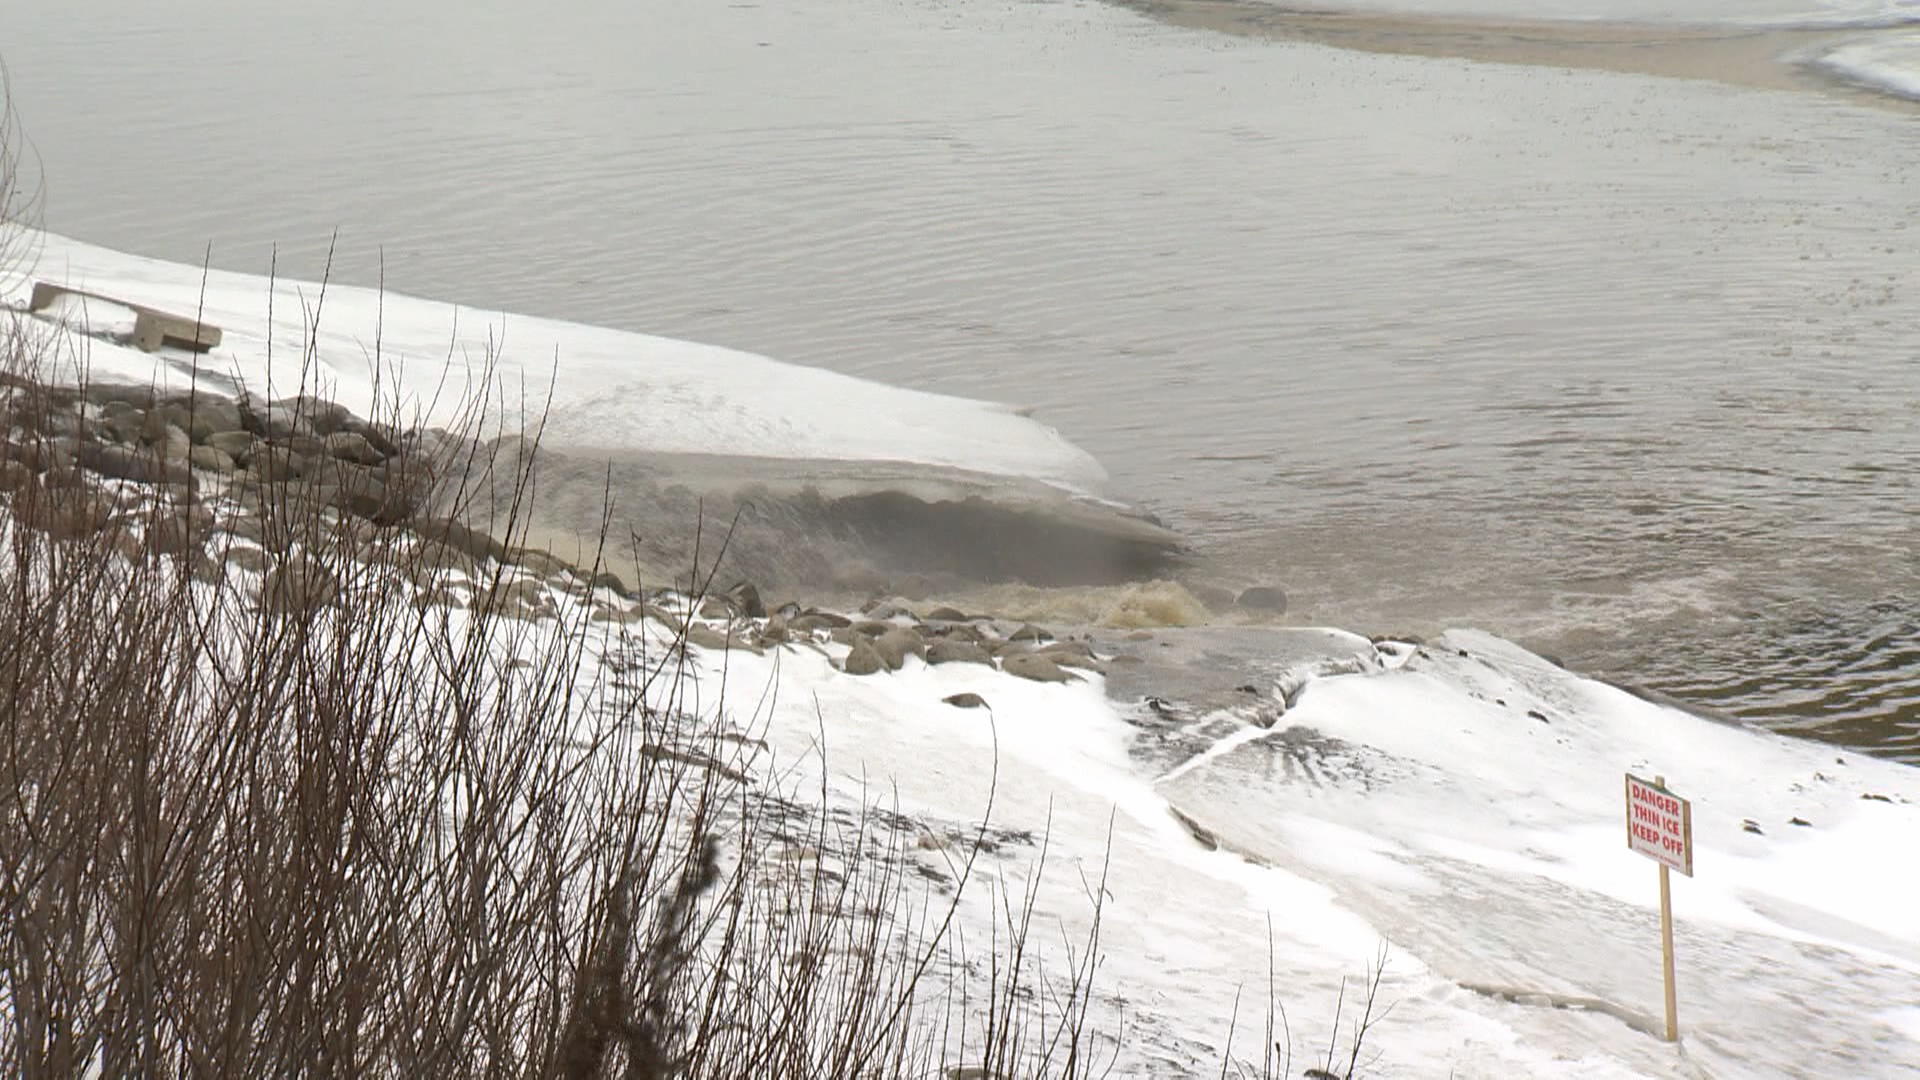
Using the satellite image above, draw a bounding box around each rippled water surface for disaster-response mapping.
[6,0,1917,756]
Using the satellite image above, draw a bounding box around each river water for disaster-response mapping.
[4,0,1917,758]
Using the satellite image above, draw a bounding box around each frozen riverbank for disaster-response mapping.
[6,231,1182,589]
[9,0,1920,756]
[5,259,1917,1077]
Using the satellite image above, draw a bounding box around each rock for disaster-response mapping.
[0,458,34,494]
[188,444,237,474]
[206,431,256,463]
[248,446,311,484]
[943,693,989,710]
[472,578,556,621]
[153,424,193,463]
[323,431,386,466]
[589,571,631,597]
[412,540,479,582]
[686,623,762,655]
[268,395,353,436]
[3,435,71,473]
[1234,586,1288,614]
[926,639,993,666]
[282,434,330,459]
[515,549,574,578]
[317,465,411,524]
[25,489,116,541]
[924,605,969,622]
[80,383,156,411]
[264,555,339,616]
[356,464,424,524]
[417,518,509,566]
[787,614,839,636]
[1000,653,1077,684]
[1037,639,1097,662]
[698,597,737,621]
[842,638,887,676]
[144,512,205,557]
[640,604,687,633]
[929,620,985,644]
[865,600,918,622]
[414,584,466,612]
[76,443,193,487]
[800,608,851,629]
[98,401,144,444]
[851,619,896,638]
[1026,640,1104,673]
[344,418,402,458]
[241,401,311,440]
[726,581,766,619]
[1009,623,1053,644]
[154,396,241,443]
[870,627,926,671]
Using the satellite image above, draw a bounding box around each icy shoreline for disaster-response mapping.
[7,231,1108,492]
[7,231,1193,591]
[5,239,1918,1076]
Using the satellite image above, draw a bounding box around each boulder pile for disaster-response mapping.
[0,377,1121,687]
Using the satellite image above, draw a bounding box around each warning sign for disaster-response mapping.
[1625,773,1693,877]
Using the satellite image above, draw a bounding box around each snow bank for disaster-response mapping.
[1161,629,1920,1077]
[4,231,1106,492]
[657,615,1920,1076]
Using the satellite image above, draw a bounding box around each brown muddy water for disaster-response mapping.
[4,0,1917,758]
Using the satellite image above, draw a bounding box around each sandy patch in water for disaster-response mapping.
[1110,0,1915,106]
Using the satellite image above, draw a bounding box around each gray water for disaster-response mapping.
[5,0,1917,756]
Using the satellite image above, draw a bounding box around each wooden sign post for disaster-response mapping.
[1624,773,1692,1043]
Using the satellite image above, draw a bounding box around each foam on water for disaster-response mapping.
[1814,28,1920,97]
[1241,0,1920,29]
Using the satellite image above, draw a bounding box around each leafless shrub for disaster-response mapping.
[0,59,44,290]
[0,278,1131,1078]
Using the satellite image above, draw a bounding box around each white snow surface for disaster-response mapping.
[3,231,1106,491]
[659,619,1920,1077]
[5,475,1914,1074]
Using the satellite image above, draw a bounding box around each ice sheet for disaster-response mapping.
[3,231,1107,492]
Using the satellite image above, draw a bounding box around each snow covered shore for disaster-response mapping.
[4,239,1918,1076]
[6,231,1186,591]
[690,610,1920,1077]
[6,231,1106,491]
